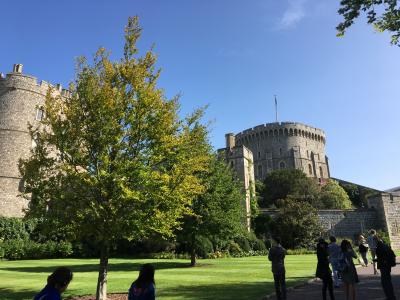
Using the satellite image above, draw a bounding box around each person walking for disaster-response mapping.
[316,238,335,300]
[367,229,378,274]
[375,237,397,300]
[340,239,359,300]
[268,237,287,300]
[357,235,369,267]
[128,264,156,300]
[328,236,341,288]
[34,267,73,300]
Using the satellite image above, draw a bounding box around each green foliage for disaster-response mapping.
[0,240,73,260]
[337,0,400,45]
[262,169,319,208]
[252,214,272,239]
[286,248,316,255]
[319,179,352,209]
[194,235,214,258]
[234,235,251,252]
[227,241,242,256]
[270,197,322,249]
[178,155,245,264]
[0,217,38,241]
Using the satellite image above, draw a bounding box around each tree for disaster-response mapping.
[270,197,322,249]
[261,169,319,208]
[319,180,353,209]
[178,156,245,266]
[337,1,400,46]
[19,17,210,300]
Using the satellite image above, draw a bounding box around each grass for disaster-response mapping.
[0,255,316,300]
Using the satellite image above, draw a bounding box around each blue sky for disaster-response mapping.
[1,0,399,190]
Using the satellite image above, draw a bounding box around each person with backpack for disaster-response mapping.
[316,238,335,300]
[128,264,156,300]
[268,237,287,300]
[375,237,397,300]
[34,267,73,300]
[339,239,358,300]
[328,236,341,288]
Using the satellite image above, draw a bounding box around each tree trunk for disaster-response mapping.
[190,233,196,267]
[96,245,109,300]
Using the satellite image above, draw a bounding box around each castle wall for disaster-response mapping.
[0,65,64,217]
[232,122,329,181]
[368,193,400,250]
[261,208,379,239]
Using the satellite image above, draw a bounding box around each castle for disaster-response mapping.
[0,64,69,217]
[1,64,400,249]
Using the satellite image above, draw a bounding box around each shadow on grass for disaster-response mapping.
[0,287,37,300]
[158,281,275,300]
[0,261,192,274]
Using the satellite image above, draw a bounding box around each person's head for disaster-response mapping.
[317,238,327,248]
[358,235,365,241]
[272,237,281,246]
[47,267,73,293]
[329,236,336,243]
[369,229,376,236]
[340,239,351,252]
[135,264,155,288]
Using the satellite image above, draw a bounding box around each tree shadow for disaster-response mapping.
[158,281,275,300]
[0,261,191,274]
[0,287,37,300]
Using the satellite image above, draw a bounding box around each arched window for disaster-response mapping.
[35,107,45,121]
[279,161,286,169]
[308,164,313,175]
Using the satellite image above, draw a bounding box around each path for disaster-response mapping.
[267,259,400,300]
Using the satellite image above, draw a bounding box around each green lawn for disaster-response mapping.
[0,255,316,300]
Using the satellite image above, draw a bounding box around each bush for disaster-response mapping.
[0,217,33,241]
[195,236,213,258]
[287,248,316,255]
[234,236,251,252]
[228,241,242,256]
[252,238,267,251]
[0,239,73,260]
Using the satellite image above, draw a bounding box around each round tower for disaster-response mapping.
[0,64,64,217]
[233,122,330,181]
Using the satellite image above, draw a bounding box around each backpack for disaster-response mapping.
[337,254,349,273]
[387,246,396,267]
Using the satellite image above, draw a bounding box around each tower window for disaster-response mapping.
[308,164,313,175]
[279,148,282,156]
[319,166,323,178]
[279,161,286,169]
[35,107,45,121]
[258,165,263,178]
[258,151,261,158]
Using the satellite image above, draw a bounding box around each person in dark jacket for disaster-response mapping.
[34,267,73,300]
[375,237,397,300]
[268,237,287,300]
[340,239,358,300]
[128,263,156,300]
[316,238,335,300]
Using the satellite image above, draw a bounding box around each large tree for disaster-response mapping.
[261,169,319,208]
[337,0,400,45]
[19,17,210,300]
[178,156,245,266]
[319,179,352,209]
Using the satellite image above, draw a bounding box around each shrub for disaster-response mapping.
[195,236,213,258]
[228,241,242,256]
[234,236,251,252]
[0,239,73,260]
[252,238,267,251]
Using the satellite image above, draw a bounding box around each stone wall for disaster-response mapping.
[318,209,379,238]
[368,193,400,250]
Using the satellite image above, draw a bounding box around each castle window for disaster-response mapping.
[308,164,313,175]
[258,151,261,158]
[230,161,234,168]
[307,150,309,158]
[319,166,323,178]
[279,148,282,156]
[35,107,45,121]
[279,161,285,169]
[258,165,263,178]
[267,160,272,168]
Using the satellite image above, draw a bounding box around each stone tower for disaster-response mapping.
[227,122,330,182]
[0,64,67,217]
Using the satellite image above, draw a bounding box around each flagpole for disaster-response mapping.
[274,95,278,123]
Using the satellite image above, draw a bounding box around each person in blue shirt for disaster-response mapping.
[34,267,73,300]
[128,264,156,300]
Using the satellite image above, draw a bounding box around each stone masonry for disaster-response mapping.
[0,64,68,217]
